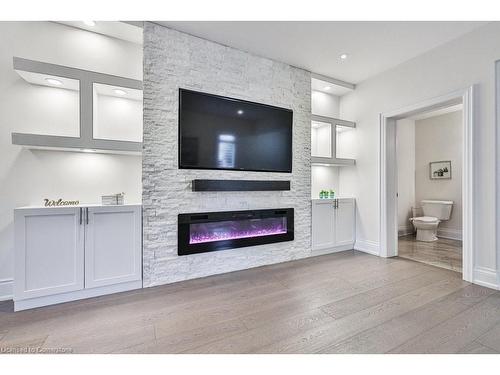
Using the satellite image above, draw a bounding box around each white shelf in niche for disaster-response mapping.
[311,74,356,166]
[11,57,143,155]
[93,83,143,143]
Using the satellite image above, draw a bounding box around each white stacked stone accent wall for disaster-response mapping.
[143,22,312,286]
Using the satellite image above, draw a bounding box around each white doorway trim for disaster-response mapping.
[379,86,475,282]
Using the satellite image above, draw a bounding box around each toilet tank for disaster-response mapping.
[421,200,453,220]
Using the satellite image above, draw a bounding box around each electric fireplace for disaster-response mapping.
[178,208,294,255]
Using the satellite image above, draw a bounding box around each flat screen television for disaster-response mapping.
[179,89,293,173]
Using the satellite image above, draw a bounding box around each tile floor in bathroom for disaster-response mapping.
[398,234,462,273]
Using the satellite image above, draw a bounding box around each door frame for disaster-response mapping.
[379,86,475,282]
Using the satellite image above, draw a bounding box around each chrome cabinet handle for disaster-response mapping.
[79,207,82,225]
[86,207,89,225]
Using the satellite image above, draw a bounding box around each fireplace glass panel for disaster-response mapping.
[189,217,288,244]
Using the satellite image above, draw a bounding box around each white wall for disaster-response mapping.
[336,126,357,160]
[94,95,143,142]
[0,22,143,299]
[415,111,463,237]
[311,165,339,198]
[311,123,332,157]
[396,119,416,235]
[339,22,498,282]
[311,91,339,117]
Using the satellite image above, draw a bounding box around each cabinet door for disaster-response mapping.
[334,199,355,246]
[14,207,84,300]
[85,205,142,288]
[312,201,335,251]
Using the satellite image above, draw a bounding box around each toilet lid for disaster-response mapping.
[412,216,439,223]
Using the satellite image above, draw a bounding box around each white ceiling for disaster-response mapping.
[156,21,487,84]
[57,21,143,44]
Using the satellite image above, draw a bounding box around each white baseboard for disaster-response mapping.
[398,225,414,237]
[0,278,13,301]
[14,280,142,311]
[354,239,380,256]
[311,243,353,256]
[473,267,499,290]
[437,227,462,241]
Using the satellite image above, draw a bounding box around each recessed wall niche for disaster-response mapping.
[93,83,143,143]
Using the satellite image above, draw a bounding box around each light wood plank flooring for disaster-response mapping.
[1,250,498,354]
[399,234,462,273]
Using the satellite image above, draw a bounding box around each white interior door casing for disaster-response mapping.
[14,207,84,299]
[380,87,474,282]
[84,205,142,288]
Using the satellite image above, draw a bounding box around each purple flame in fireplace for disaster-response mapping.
[189,217,287,244]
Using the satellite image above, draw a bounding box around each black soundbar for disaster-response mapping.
[192,179,291,192]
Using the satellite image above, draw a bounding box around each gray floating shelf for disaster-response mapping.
[11,57,143,155]
[311,157,356,166]
[311,114,356,128]
[12,133,142,155]
[311,113,356,166]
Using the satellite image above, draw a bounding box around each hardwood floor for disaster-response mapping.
[0,250,499,354]
[398,234,462,273]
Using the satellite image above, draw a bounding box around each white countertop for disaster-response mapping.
[15,203,142,210]
[312,197,355,202]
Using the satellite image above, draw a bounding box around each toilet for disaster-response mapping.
[410,200,453,242]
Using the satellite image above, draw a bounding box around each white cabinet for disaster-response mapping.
[14,207,84,300]
[312,198,355,253]
[85,206,142,288]
[334,199,355,246]
[14,204,142,311]
[312,200,336,250]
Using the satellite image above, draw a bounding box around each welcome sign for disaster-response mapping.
[44,198,80,207]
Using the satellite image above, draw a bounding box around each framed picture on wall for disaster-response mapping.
[429,160,452,180]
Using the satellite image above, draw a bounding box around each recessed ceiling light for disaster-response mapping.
[324,86,331,91]
[113,89,127,96]
[340,53,348,60]
[237,109,244,115]
[83,21,96,27]
[81,149,96,153]
[45,78,63,86]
